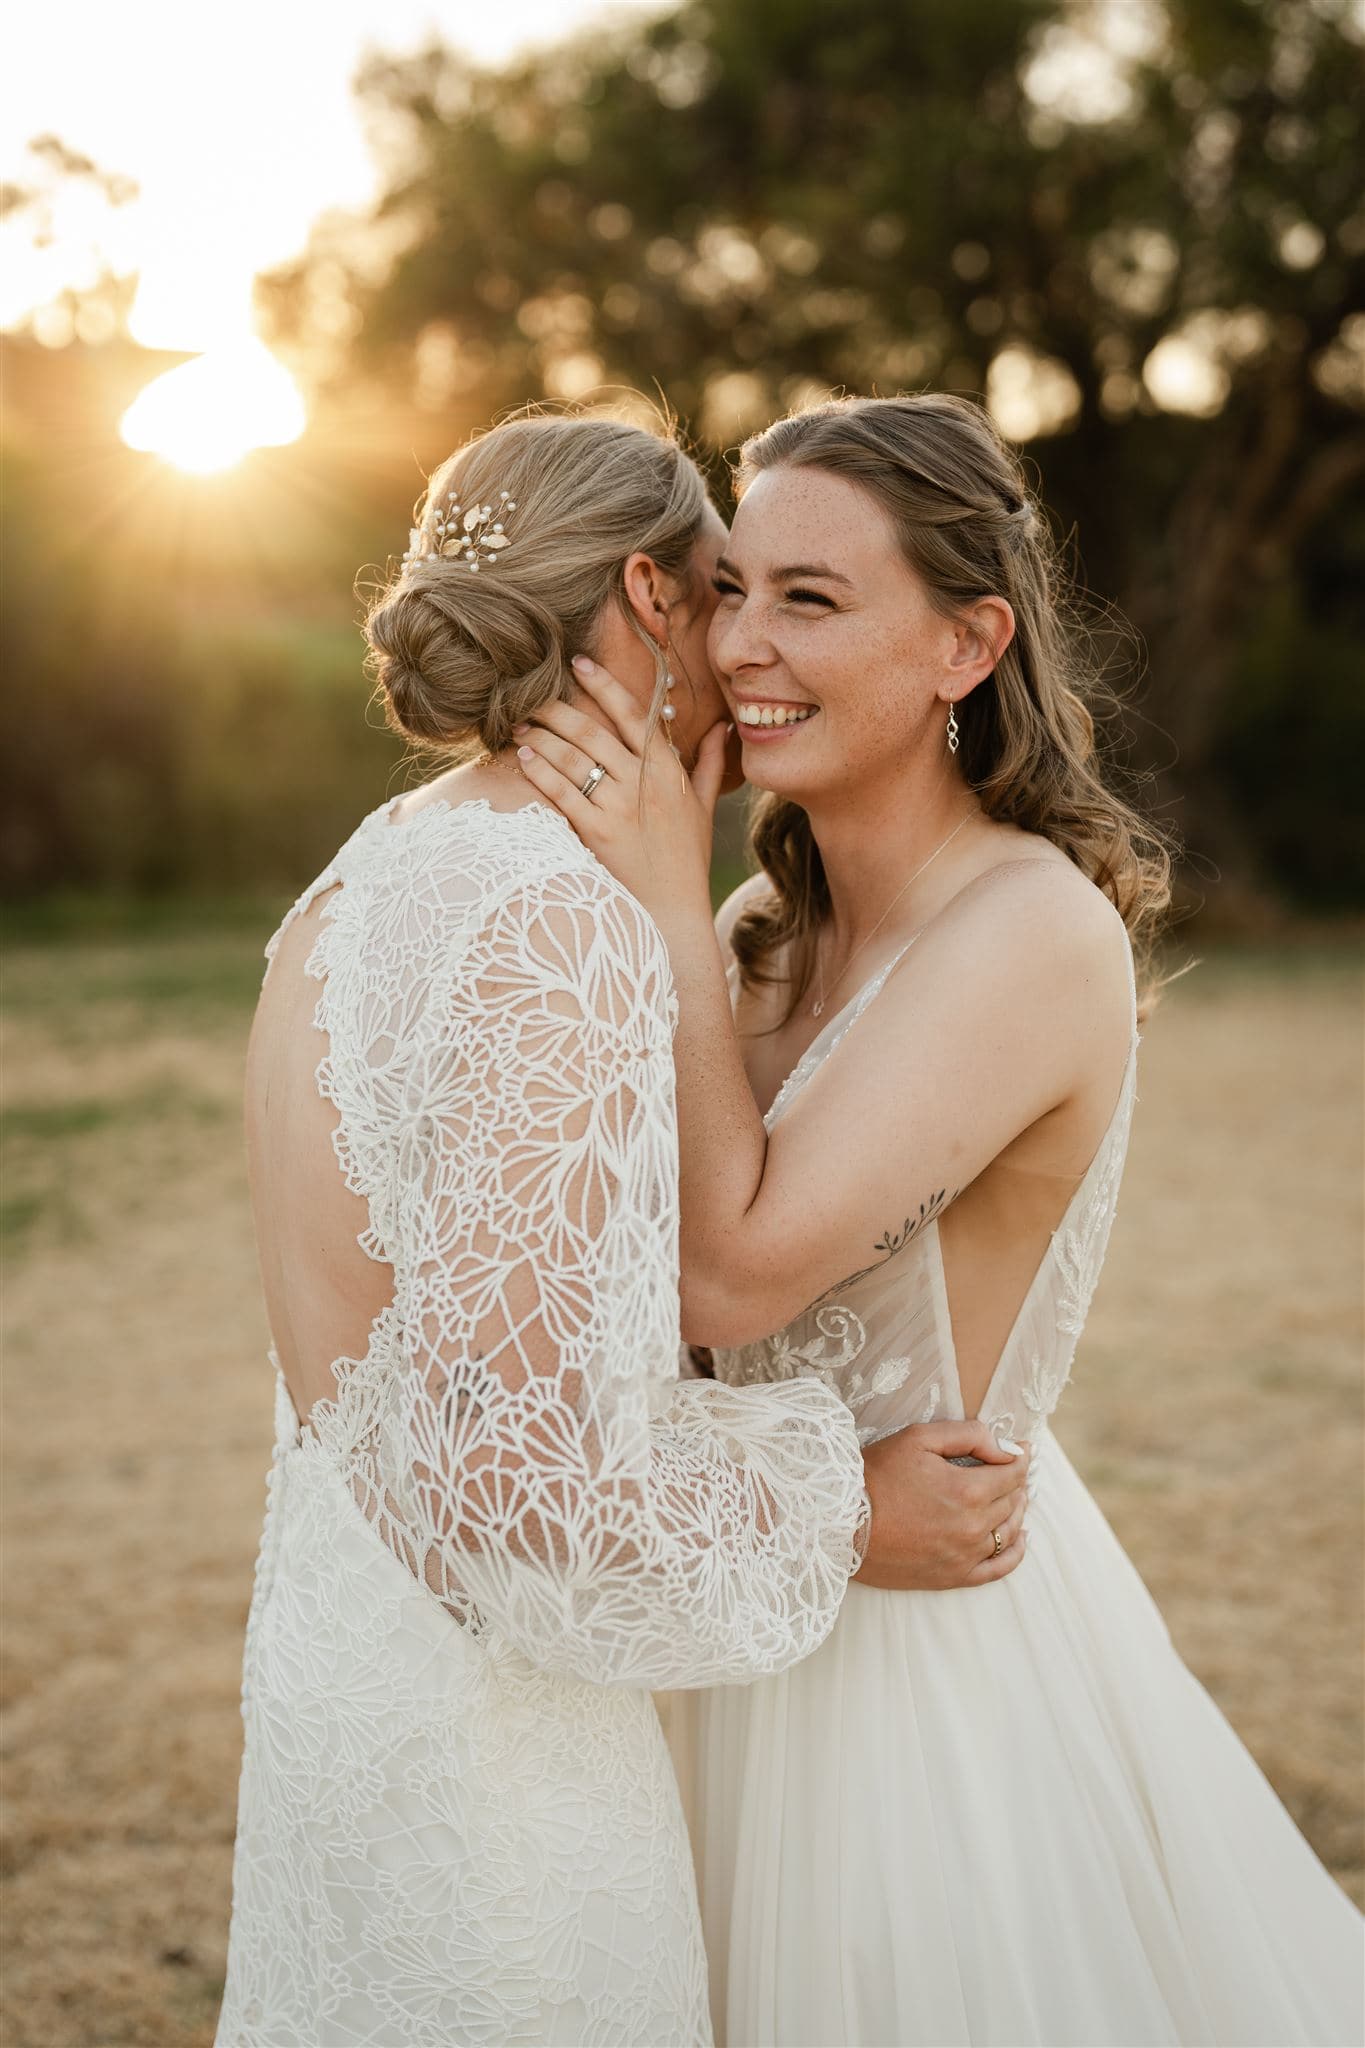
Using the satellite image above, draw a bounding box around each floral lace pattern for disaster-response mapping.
[217,798,867,2048]
[720,1306,928,1434]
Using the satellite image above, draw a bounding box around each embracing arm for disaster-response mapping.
[379,869,873,1688]
[512,664,1132,1355]
[661,864,1126,1346]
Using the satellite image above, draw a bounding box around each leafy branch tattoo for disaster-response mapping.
[803,1189,956,1316]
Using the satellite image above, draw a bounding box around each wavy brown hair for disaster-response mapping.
[729,394,1175,1020]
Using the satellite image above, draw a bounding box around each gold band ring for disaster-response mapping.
[579,762,607,800]
[990,1527,1004,1558]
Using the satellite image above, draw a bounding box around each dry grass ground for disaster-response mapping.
[2,923,1361,2046]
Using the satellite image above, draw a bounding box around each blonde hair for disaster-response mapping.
[365,407,711,756]
[729,394,1175,1018]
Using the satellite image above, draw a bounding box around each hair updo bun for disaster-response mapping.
[364,408,710,757]
[366,570,565,754]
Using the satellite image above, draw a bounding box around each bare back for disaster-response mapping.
[245,889,392,1430]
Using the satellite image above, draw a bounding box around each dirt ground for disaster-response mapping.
[2,927,1361,2046]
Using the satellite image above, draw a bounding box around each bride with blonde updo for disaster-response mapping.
[366,410,722,757]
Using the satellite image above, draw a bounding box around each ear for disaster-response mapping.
[621,550,680,645]
[942,596,1015,702]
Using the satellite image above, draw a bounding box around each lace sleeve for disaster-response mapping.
[379,869,867,1688]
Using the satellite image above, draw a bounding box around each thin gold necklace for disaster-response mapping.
[811,809,975,1018]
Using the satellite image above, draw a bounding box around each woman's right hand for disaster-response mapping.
[856,1422,1030,1590]
[513,657,728,937]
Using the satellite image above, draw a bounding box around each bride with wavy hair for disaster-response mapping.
[514,391,1364,2047]
[215,405,1032,2047]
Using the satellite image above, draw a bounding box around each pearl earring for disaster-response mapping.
[946,699,960,754]
[661,665,677,722]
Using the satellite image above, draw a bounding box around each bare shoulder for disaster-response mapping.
[961,854,1129,962]
[714,870,777,962]
[902,851,1132,1037]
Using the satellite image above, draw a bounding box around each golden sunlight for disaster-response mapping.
[120,339,307,472]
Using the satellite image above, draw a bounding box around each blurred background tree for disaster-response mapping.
[4,0,1362,914]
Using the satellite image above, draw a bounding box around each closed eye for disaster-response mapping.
[711,575,836,609]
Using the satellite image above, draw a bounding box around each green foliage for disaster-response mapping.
[1219,578,1365,908]
[5,0,1363,910]
[0,440,407,898]
[260,0,1365,910]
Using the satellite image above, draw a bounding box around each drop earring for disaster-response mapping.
[655,650,681,757]
[946,698,960,755]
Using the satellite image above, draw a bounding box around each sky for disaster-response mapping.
[2,0,664,350]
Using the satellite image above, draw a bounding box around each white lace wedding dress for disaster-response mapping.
[214,795,868,2048]
[663,941,1364,2048]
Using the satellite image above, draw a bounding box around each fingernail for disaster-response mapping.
[511,723,529,736]
[571,654,595,674]
[997,1437,1024,1455]
[516,745,534,761]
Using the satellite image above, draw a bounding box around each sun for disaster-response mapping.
[120,339,307,473]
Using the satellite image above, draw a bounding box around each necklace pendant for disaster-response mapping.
[811,999,825,1018]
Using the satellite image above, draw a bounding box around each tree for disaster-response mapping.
[2,135,140,348]
[263,0,1365,912]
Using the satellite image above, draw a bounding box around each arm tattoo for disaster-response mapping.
[802,1189,956,1316]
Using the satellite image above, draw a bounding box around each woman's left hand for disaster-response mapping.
[514,656,730,928]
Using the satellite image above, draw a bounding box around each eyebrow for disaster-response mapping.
[714,555,854,587]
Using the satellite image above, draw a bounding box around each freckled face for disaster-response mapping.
[706,467,958,800]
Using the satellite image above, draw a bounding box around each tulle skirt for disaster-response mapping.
[661,1430,1364,2047]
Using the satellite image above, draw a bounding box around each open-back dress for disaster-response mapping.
[214,795,869,2048]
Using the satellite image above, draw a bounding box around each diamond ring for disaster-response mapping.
[579,763,607,800]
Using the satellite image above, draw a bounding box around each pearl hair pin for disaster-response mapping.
[401,488,516,577]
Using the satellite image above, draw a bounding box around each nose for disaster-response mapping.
[708,591,772,681]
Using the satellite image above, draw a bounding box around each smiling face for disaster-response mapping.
[708,465,990,800]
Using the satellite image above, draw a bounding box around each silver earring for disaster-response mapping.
[946,699,960,754]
